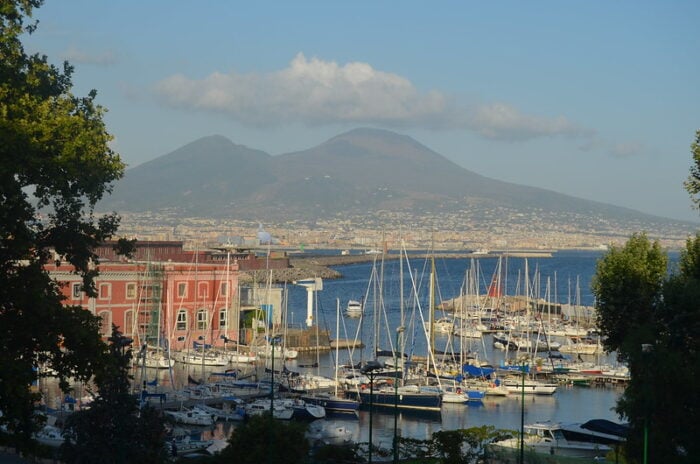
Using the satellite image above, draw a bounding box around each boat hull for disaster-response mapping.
[347,389,442,412]
[301,393,360,414]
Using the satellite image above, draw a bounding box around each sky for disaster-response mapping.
[23,1,700,222]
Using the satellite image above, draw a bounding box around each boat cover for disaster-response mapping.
[581,419,629,438]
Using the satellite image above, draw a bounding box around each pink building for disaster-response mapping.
[47,241,250,351]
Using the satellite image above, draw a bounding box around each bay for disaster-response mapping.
[46,250,627,446]
[271,249,624,444]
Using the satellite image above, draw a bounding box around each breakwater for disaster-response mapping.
[241,251,553,284]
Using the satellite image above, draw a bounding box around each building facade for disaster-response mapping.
[46,241,288,352]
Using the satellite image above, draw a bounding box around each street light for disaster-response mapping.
[519,357,527,464]
[393,326,405,464]
[361,362,381,464]
[270,337,276,415]
[641,343,653,464]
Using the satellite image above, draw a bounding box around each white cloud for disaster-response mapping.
[61,46,117,65]
[608,142,644,158]
[153,53,594,142]
[155,53,447,127]
[469,103,594,142]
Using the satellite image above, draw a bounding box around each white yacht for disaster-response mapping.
[489,421,612,459]
[344,299,363,318]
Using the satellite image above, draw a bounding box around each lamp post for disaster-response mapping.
[393,326,405,464]
[641,343,653,464]
[270,337,276,415]
[519,358,526,464]
[360,364,380,464]
[368,369,376,464]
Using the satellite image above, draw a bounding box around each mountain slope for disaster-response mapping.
[100,128,666,223]
[107,135,276,214]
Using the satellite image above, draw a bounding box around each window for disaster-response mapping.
[176,310,187,331]
[98,311,111,337]
[126,283,137,299]
[72,283,82,299]
[177,282,187,298]
[220,282,228,297]
[218,308,227,328]
[196,309,208,330]
[123,310,134,336]
[198,283,208,298]
[99,283,111,299]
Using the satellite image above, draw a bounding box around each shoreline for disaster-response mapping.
[240,250,555,284]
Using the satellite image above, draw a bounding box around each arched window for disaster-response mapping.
[196,309,208,330]
[176,309,187,331]
[123,309,134,336]
[218,308,227,328]
[98,311,111,337]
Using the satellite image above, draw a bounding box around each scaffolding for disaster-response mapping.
[135,261,165,348]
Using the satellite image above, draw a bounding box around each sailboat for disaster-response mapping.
[347,247,442,412]
[133,260,175,370]
[301,299,360,414]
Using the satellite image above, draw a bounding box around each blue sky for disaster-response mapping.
[24,1,700,222]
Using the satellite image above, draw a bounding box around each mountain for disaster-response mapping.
[101,128,674,225]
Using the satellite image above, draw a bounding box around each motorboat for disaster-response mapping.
[283,398,326,421]
[559,419,628,445]
[168,436,215,457]
[432,317,454,334]
[193,403,245,422]
[306,422,353,445]
[344,299,363,318]
[244,399,295,420]
[558,336,603,355]
[500,377,558,395]
[164,407,216,426]
[489,421,612,459]
[35,424,64,447]
[281,372,337,393]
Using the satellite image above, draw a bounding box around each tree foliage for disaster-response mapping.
[592,232,700,463]
[214,414,309,464]
[60,326,168,463]
[0,0,126,453]
[684,129,700,210]
[591,233,667,358]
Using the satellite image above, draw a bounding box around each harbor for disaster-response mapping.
[33,249,628,462]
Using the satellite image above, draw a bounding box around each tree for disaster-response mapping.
[0,0,126,454]
[591,233,667,359]
[684,129,700,210]
[215,414,309,464]
[592,232,700,459]
[60,326,168,463]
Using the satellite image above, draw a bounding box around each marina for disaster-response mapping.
[36,249,630,459]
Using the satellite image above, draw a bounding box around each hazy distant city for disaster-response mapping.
[115,208,692,252]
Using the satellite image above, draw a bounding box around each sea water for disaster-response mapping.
[48,250,629,444]
[254,250,624,444]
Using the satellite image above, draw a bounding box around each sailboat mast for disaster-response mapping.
[335,298,340,397]
[429,255,435,362]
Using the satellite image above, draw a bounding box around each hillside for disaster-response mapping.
[101,128,679,226]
